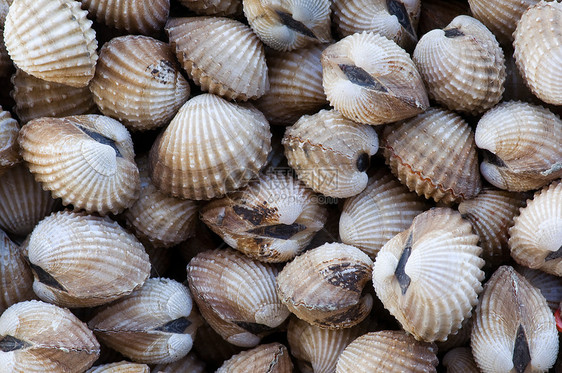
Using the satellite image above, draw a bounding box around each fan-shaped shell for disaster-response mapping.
[518,266,562,312]
[0,230,35,313]
[0,107,19,172]
[216,343,293,373]
[442,347,480,373]
[86,361,150,373]
[179,0,241,16]
[151,352,206,373]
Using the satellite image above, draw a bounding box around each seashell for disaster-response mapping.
[321,31,429,125]
[166,17,268,101]
[4,0,98,87]
[10,69,96,124]
[382,107,481,204]
[277,242,374,329]
[442,347,480,373]
[517,266,562,312]
[89,278,201,365]
[81,0,169,35]
[86,361,150,373]
[475,101,562,191]
[339,168,428,259]
[435,316,473,353]
[179,0,241,16]
[89,35,190,132]
[282,109,379,198]
[186,249,290,347]
[149,94,271,200]
[200,172,327,263]
[216,342,293,373]
[18,114,140,215]
[457,188,527,268]
[332,0,420,50]
[26,210,151,308]
[0,34,12,79]
[192,322,246,370]
[243,0,331,51]
[412,15,505,115]
[418,0,472,37]
[151,352,206,373]
[471,266,559,373]
[0,300,100,372]
[336,330,439,373]
[502,47,536,103]
[509,180,562,276]
[254,44,327,126]
[0,0,9,27]
[372,208,484,342]
[0,107,19,172]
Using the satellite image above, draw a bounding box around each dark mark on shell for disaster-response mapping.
[155,317,192,334]
[395,232,413,295]
[339,64,388,92]
[0,335,30,352]
[275,10,316,38]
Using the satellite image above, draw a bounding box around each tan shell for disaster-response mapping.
[322,31,429,125]
[339,168,428,259]
[166,17,268,101]
[86,362,150,373]
[373,208,484,342]
[179,0,241,16]
[90,35,190,132]
[418,0,472,37]
[518,266,562,312]
[0,107,20,172]
[471,266,559,373]
[216,343,293,373]
[4,0,98,87]
[0,300,100,372]
[149,94,271,200]
[442,347,480,373]
[382,107,481,204]
[336,330,439,373]
[0,230,35,313]
[186,249,290,347]
[18,114,140,215]
[475,101,562,191]
[27,210,151,308]
[277,242,374,329]
[151,352,206,373]
[200,172,327,263]
[243,0,331,51]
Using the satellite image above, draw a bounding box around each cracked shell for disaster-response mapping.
[216,343,293,373]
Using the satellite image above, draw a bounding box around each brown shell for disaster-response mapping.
[0,230,35,313]
[192,322,246,369]
[86,362,150,373]
[179,0,241,16]
[216,343,293,373]
[0,107,20,172]
[418,0,471,37]
[442,347,480,373]
[151,352,206,373]
[517,265,562,312]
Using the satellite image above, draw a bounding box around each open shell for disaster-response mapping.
[179,0,241,16]
[442,347,480,373]
[86,362,150,373]
[216,343,293,373]
[0,107,19,173]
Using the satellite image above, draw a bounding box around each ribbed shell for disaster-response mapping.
[18,114,140,214]
[27,210,151,308]
[336,331,439,373]
[435,316,473,353]
[149,94,271,200]
[418,0,472,37]
[90,35,189,132]
[151,352,206,373]
[216,343,293,373]
[509,181,562,276]
[89,278,200,364]
[372,208,484,342]
[442,347,480,373]
[186,249,290,347]
[0,300,100,372]
[339,168,428,259]
[243,0,332,51]
[166,17,268,101]
[0,108,19,172]
[276,242,374,329]
[179,0,241,16]
[86,362,150,373]
[471,266,559,373]
[322,31,429,125]
[282,109,378,198]
[475,101,562,191]
[4,0,98,87]
[200,172,327,263]
[518,266,562,312]
[382,108,481,204]
[412,15,505,115]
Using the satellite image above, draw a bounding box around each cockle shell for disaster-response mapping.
[321,31,429,125]
[0,107,19,172]
[149,94,271,200]
[166,17,268,101]
[18,114,140,215]
[151,352,206,373]
[4,0,98,87]
[86,362,150,373]
[471,266,559,373]
[243,0,332,51]
[373,208,484,342]
[413,15,505,115]
[418,0,471,37]
[382,107,481,204]
[26,210,151,308]
[216,343,293,373]
[475,101,562,191]
[89,35,190,132]
[276,242,374,329]
[0,300,100,372]
[282,109,379,198]
[200,172,327,262]
[186,249,290,347]
[518,266,562,312]
[179,0,241,16]
[442,347,480,373]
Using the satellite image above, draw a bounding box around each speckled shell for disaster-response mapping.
[186,249,290,347]
[243,0,331,51]
[216,343,293,373]
[475,101,562,191]
[442,347,480,373]
[418,0,472,37]
[518,266,562,312]
[166,17,268,101]
[149,94,271,200]
[4,0,98,87]
[86,362,150,373]
[179,0,241,16]
[336,330,439,373]
[339,168,428,259]
[151,352,206,373]
[471,266,559,373]
[27,210,151,308]
[0,108,20,172]
[382,107,481,204]
[0,300,100,372]
[373,208,484,342]
[277,242,374,329]
[282,109,378,198]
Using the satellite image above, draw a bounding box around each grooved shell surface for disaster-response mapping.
[0,230,35,313]
[179,0,241,16]
[86,361,150,373]
[151,352,206,373]
[442,347,480,373]
[0,108,19,172]
[216,342,293,373]
[518,266,562,312]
